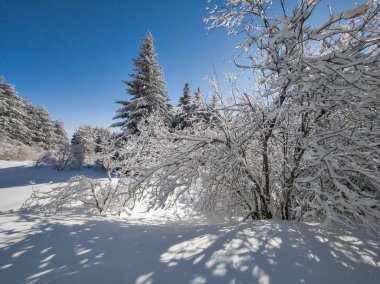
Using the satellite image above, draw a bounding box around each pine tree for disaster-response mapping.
[1,77,68,150]
[34,106,55,149]
[70,132,85,169]
[112,32,168,134]
[94,127,111,154]
[206,94,220,128]
[193,87,205,111]
[0,80,31,144]
[176,83,194,129]
[178,82,191,108]
[191,87,209,125]
[52,120,68,146]
[209,95,219,114]
[71,125,100,164]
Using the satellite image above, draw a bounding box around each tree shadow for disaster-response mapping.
[153,221,380,284]
[0,213,379,284]
[0,164,107,189]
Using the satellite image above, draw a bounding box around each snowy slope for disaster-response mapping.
[0,160,379,284]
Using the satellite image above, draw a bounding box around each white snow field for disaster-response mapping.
[0,160,379,284]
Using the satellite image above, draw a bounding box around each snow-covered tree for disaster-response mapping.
[203,0,380,226]
[52,120,68,146]
[208,94,219,115]
[94,127,111,153]
[0,77,67,151]
[112,32,169,134]
[36,125,111,171]
[35,143,73,171]
[73,125,95,156]
[25,112,174,215]
[34,106,55,149]
[93,127,116,171]
[70,132,85,169]
[179,82,191,108]
[193,87,205,111]
[189,87,210,126]
[0,80,32,144]
[176,83,194,129]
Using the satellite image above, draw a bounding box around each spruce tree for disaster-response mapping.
[34,106,55,149]
[193,87,204,111]
[177,83,193,129]
[178,82,191,108]
[191,87,209,125]
[209,94,219,114]
[1,77,68,149]
[52,120,68,146]
[0,80,30,144]
[70,131,85,168]
[112,32,168,134]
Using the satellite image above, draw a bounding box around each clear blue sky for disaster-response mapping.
[0,0,362,135]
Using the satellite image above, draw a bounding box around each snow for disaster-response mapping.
[0,161,107,212]
[1,160,379,284]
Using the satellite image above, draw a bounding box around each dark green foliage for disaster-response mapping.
[112,32,169,134]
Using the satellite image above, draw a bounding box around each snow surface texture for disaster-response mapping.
[0,160,379,284]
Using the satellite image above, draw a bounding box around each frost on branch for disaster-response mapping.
[35,143,73,171]
[22,176,127,215]
[200,0,380,227]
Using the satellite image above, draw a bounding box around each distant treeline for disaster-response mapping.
[0,77,68,150]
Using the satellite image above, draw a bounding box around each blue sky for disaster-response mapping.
[0,0,238,135]
[0,0,362,135]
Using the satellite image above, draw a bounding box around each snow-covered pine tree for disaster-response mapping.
[70,132,85,169]
[93,127,115,170]
[176,82,194,129]
[191,87,210,125]
[0,77,68,151]
[52,120,68,146]
[112,32,168,134]
[206,93,221,129]
[208,94,218,113]
[193,87,204,111]
[34,106,55,149]
[178,82,191,108]
[0,80,31,145]
[93,127,111,154]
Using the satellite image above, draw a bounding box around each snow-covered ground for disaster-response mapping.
[0,160,379,284]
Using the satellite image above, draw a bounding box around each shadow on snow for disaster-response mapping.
[0,213,379,284]
[0,165,107,189]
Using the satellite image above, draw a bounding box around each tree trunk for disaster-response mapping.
[261,138,273,219]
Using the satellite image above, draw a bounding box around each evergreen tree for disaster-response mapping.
[94,127,111,154]
[112,32,168,134]
[34,106,55,149]
[70,132,85,168]
[209,95,219,114]
[191,87,209,125]
[0,80,30,144]
[193,87,205,111]
[52,120,68,146]
[178,82,191,108]
[176,83,194,129]
[0,77,68,150]
[206,94,220,128]
[75,125,95,156]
